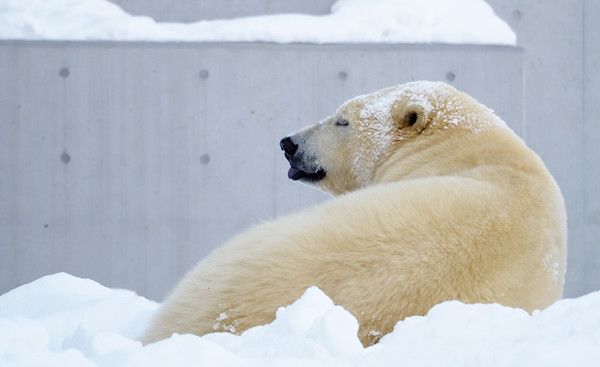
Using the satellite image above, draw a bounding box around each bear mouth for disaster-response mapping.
[287,167,326,182]
[280,137,326,182]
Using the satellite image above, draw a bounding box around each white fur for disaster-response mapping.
[142,81,566,346]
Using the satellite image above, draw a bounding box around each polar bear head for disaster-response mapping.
[281,81,498,195]
[280,81,504,195]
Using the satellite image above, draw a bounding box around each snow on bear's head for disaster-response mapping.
[280,81,505,195]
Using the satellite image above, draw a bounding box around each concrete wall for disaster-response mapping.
[0,41,523,300]
[2,0,599,302]
[485,0,600,297]
[105,0,600,299]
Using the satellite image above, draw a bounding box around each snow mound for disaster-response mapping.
[1,273,599,366]
[0,0,516,45]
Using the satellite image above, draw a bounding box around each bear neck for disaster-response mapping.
[372,126,540,185]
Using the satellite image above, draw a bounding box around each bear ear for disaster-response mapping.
[403,111,418,127]
[394,104,431,133]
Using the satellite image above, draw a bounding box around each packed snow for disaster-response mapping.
[1,273,599,366]
[0,0,516,45]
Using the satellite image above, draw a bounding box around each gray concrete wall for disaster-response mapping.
[0,41,523,300]
[106,0,600,295]
[485,0,600,297]
[2,0,599,302]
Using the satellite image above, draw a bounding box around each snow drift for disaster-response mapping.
[1,273,599,366]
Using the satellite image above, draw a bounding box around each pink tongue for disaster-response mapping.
[288,167,302,179]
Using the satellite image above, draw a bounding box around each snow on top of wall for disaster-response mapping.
[0,0,516,45]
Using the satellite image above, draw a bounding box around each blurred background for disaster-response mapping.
[0,0,598,301]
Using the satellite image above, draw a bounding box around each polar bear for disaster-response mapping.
[142,81,566,346]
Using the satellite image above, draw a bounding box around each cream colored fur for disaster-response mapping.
[142,81,567,347]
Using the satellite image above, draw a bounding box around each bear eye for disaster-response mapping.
[335,119,350,127]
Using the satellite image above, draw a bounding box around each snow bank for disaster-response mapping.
[0,0,516,45]
[1,273,599,366]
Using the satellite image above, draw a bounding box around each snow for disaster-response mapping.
[1,273,599,366]
[0,0,516,45]
[349,81,508,186]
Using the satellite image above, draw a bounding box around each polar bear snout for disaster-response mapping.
[280,136,326,182]
[280,137,298,160]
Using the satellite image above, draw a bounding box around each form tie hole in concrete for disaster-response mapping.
[199,70,210,80]
[512,10,522,20]
[59,67,70,78]
[60,151,71,164]
[200,154,210,165]
[338,71,348,80]
[446,72,456,82]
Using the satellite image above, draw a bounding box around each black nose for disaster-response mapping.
[280,137,298,159]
